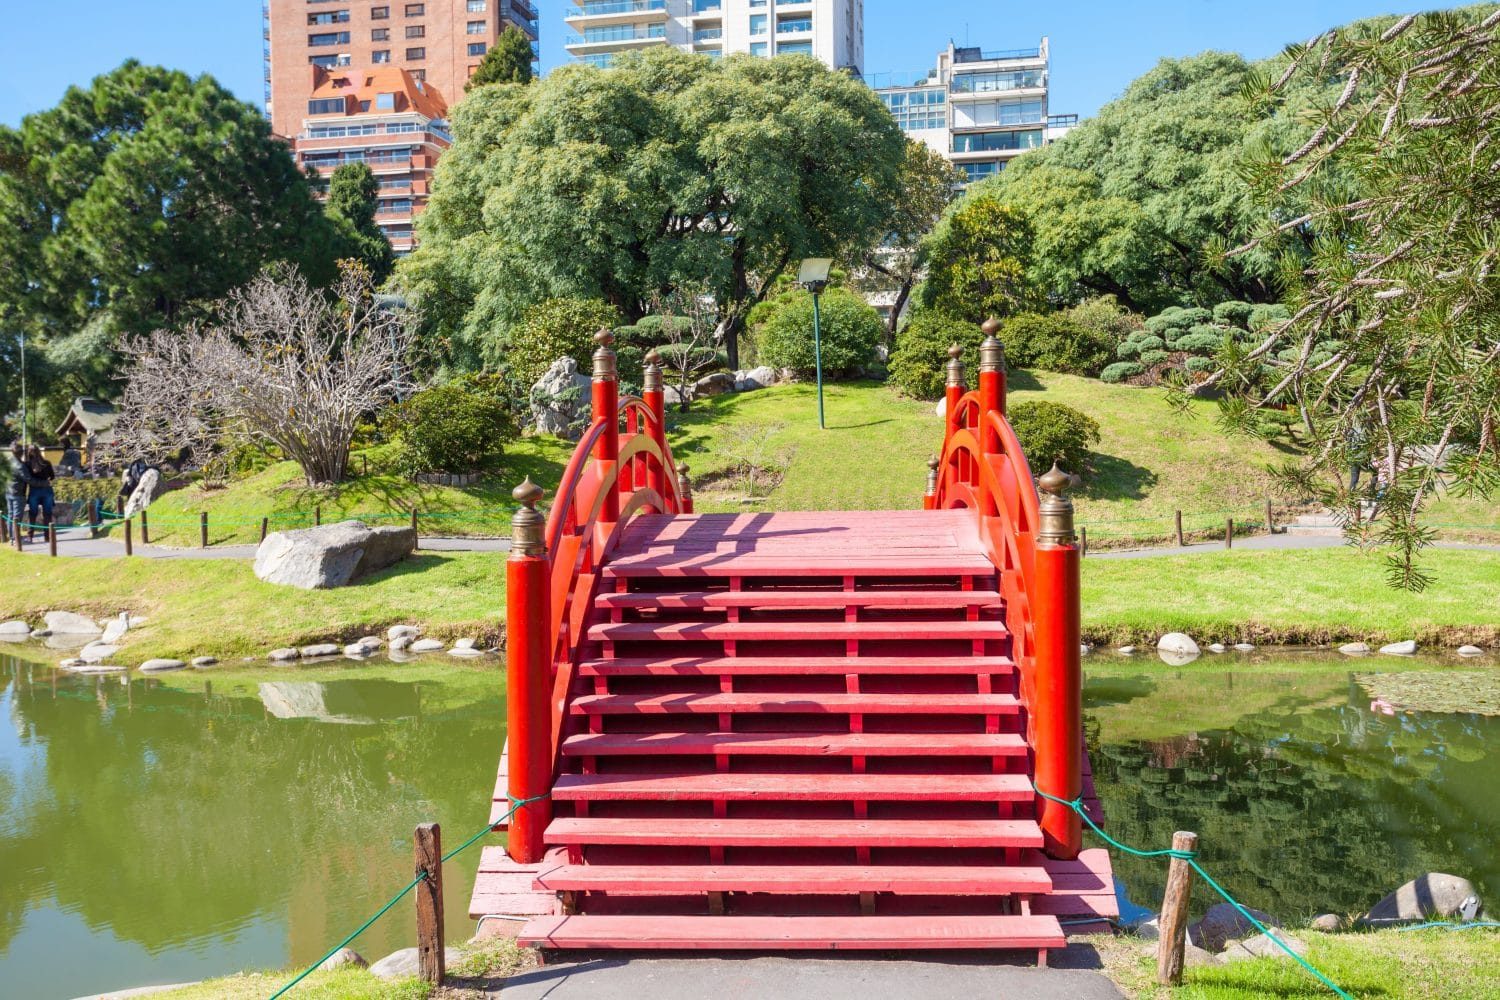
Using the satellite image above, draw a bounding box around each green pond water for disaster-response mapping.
[1,648,1496,999]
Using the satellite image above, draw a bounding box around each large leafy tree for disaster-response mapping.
[401,48,906,370]
[1203,9,1500,589]
[466,26,535,90]
[326,163,394,283]
[0,61,332,432]
[918,197,1040,324]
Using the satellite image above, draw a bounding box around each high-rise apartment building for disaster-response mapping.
[874,40,1076,185]
[564,0,863,73]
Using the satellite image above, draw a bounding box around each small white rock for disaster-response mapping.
[387,625,421,641]
[453,637,477,650]
[389,635,413,651]
[1339,642,1371,655]
[449,647,484,657]
[0,620,31,635]
[139,659,187,673]
[101,614,130,644]
[1208,643,1227,653]
[71,663,126,674]
[1234,643,1255,651]
[1456,645,1484,657]
[1157,632,1200,656]
[357,636,383,649]
[409,638,444,652]
[1379,640,1417,656]
[192,656,218,668]
[59,658,86,669]
[343,643,373,657]
[268,648,300,662]
[1118,645,1136,655]
[1080,643,1091,655]
[319,947,367,971]
[80,643,119,664]
[300,643,341,659]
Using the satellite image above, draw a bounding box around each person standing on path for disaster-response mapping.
[5,442,38,543]
[25,445,55,542]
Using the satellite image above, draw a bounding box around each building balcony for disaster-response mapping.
[953,46,1043,65]
[776,19,812,34]
[688,0,722,17]
[566,0,667,28]
[564,24,668,51]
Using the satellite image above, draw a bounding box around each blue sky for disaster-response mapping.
[0,1,1412,126]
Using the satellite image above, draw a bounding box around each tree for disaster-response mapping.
[756,287,882,380]
[1200,9,1500,590]
[0,62,334,430]
[466,26,534,90]
[919,197,1040,324]
[400,47,907,371]
[325,163,394,283]
[110,263,416,485]
[850,140,961,340]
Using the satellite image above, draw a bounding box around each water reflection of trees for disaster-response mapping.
[0,657,504,963]
[1088,672,1499,921]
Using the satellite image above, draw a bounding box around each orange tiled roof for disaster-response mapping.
[306,65,448,120]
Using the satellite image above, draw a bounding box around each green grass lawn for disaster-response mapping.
[1081,547,1500,646]
[0,547,503,664]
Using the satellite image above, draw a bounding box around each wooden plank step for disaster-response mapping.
[545,817,1043,849]
[577,656,1016,677]
[588,620,1009,642]
[595,590,1005,610]
[571,692,1022,716]
[562,731,1029,757]
[602,556,995,579]
[552,771,1033,802]
[533,863,1052,895]
[519,913,1064,951]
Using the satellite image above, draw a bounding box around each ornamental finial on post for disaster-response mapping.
[676,462,693,501]
[925,455,940,495]
[592,328,617,381]
[979,318,1006,373]
[1036,464,1076,546]
[643,349,663,393]
[945,343,966,387]
[510,477,546,558]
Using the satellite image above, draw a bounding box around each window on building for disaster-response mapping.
[466,19,486,33]
[405,3,424,15]
[778,40,812,55]
[406,46,426,60]
[411,68,426,81]
[749,14,767,34]
[951,99,1042,128]
[960,161,1003,182]
[372,49,391,62]
[467,0,487,10]
[375,92,397,110]
[308,31,351,47]
[405,25,425,38]
[371,5,389,18]
[777,17,811,33]
[467,42,487,56]
[748,42,768,57]
[307,10,350,26]
[951,129,1042,153]
[308,97,346,114]
[950,70,1044,94]
[371,27,389,40]
[308,53,352,68]
[879,88,945,131]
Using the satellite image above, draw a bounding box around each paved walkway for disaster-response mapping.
[1089,533,1500,560]
[489,952,1124,1000]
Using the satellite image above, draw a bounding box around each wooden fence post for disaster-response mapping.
[1265,498,1274,535]
[89,500,100,539]
[1225,517,1233,550]
[260,517,269,543]
[1079,526,1088,557]
[48,524,57,557]
[315,504,322,527]
[1174,510,1184,548]
[141,509,150,544]
[200,511,208,548]
[411,508,419,550]
[0,513,8,545]
[414,823,445,985]
[124,518,133,557]
[1157,831,1199,985]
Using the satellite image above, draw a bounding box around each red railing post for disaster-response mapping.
[505,478,554,864]
[676,463,694,515]
[977,320,1006,516]
[591,329,620,525]
[943,343,965,452]
[643,350,667,511]
[923,455,939,510]
[1032,465,1083,859]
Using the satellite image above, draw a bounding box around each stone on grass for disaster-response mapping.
[389,635,413,652]
[0,621,31,635]
[1358,873,1483,927]
[80,643,119,664]
[343,643,373,658]
[1133,917,1160,940]
[450,646,484,657]
[29,628,51,638]
[453,637,477,650]
[388,625,421,641]
[1189,902,1282,952]
[253,520,415,590]
[1457,645,1484,657]
[1138,940,1218,967]
[530,357,593,437]
[268,648,300,662]
[1339,642,1371,655]
[1379,640,1417,656]
[1080,643,1090,655]
[1157,633,1200,656]
[59,658,86,669]
[733,366,777,392]
[694,372,735,397]
[299,643,341,659]
[45,611,103,635]
[1220,932,1307,963]
[101,614,130,644]
[934,397,947,419]
[192,657,218,668]
[139,658,186,673]
[368,947,462,980]
[71,663,126,675]
[1208,642,1227,653]
[318,947,367,971]
[1234,643,1255,652]
[409,638,444,652]
[1118,645,1136,655]
[1310,913,1343,932]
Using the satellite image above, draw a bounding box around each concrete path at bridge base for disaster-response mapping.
[490,950,1126,1000]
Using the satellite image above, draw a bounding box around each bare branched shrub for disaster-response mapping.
[652,288,723,413]
[111,263,417,485]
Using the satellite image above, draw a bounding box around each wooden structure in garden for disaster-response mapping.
[471,326,1115,964]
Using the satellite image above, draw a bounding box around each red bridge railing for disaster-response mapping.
[926,321,1084,860]
[505,332,691,863]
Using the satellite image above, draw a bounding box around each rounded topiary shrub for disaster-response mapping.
[506,297,621,388]
[758,288,882,379]
[1184,356,1216,373]
[1249,303,1291,332]
[1134,335,1165,353]
[1101,361,1145,383]
[1116,340,1141,358]
[888,310,982,400]
[1212,300,1254,328]
[999,312,1113,376]
[390,374,516,476]
[1174,332,1223,354]
[1138,349,1170,367]
[1007,401,1101,477]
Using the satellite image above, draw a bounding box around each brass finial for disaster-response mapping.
[676,462,693,501]
[510,477,546,558]
[925,455,940,496]
[592,328,617,381]
[979,319,1006,373]
[643,349,663,393]
[1036,464,1076,546]
[945,343,966,388]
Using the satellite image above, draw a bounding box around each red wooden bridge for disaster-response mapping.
[471,329,1115,963]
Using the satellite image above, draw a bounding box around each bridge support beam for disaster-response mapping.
[506,479,554,864]
[592,330,620,525]
[1033,465,1083,859]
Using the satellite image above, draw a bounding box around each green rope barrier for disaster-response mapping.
[1033,783,1355,1000]
[265,791,549,1000]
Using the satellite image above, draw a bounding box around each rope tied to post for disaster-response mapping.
[1032,781,1354,1000]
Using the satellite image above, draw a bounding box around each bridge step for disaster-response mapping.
[595,589,1006,610]
[518,913,1065,951]
[534,863,1052,895]
[562,732,1029,757]
[576,655,1015,677]
[588,620,1009,642]
[552,771,1033,802]
[570,692,1022,716]
[603,555,996,579]
[546,817,1044,849]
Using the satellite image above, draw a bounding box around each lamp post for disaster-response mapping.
[798,257,833,430]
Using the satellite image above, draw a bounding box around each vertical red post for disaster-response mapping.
[1032,464,1082,859]
[505,478,553,864]
[642,350,667,511]
[923,456,940,510]
[591,330,620,525]
[676,463,694,515]
[944,343,965,452]
[977,320,1006,517]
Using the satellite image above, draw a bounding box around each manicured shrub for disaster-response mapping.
[1063,295,1143,343]
[999,312,1114,375]
[390,374,516,475]
[758,288,881,379]
[1248,303,1291,332]
[505,297,621,388]
[1184,356,1216,373]
[888,309,982,400]
[1101,361,1145,383]
[1176,307,1213,326]
[1174,331,1224,353]
[1134,335,1165,352]
[1138,349,1170,367]
[1007,400,1101,477]
[1212,300,1254,328]
[1116,340,1142,358]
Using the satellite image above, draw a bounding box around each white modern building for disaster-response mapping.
[874,40,1076,184]
[564,0,863,73]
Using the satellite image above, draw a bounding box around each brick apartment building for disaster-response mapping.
[264,0,539,252]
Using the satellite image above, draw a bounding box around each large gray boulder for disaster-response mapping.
[529,356,592,437]
[45,611,103,635]
[1220,932,1308,963]
[1358,873,1482,926]
[368,946,462,980]
[1189,902,1281,952]
[733,366,777,392]
[253,520,415,590]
